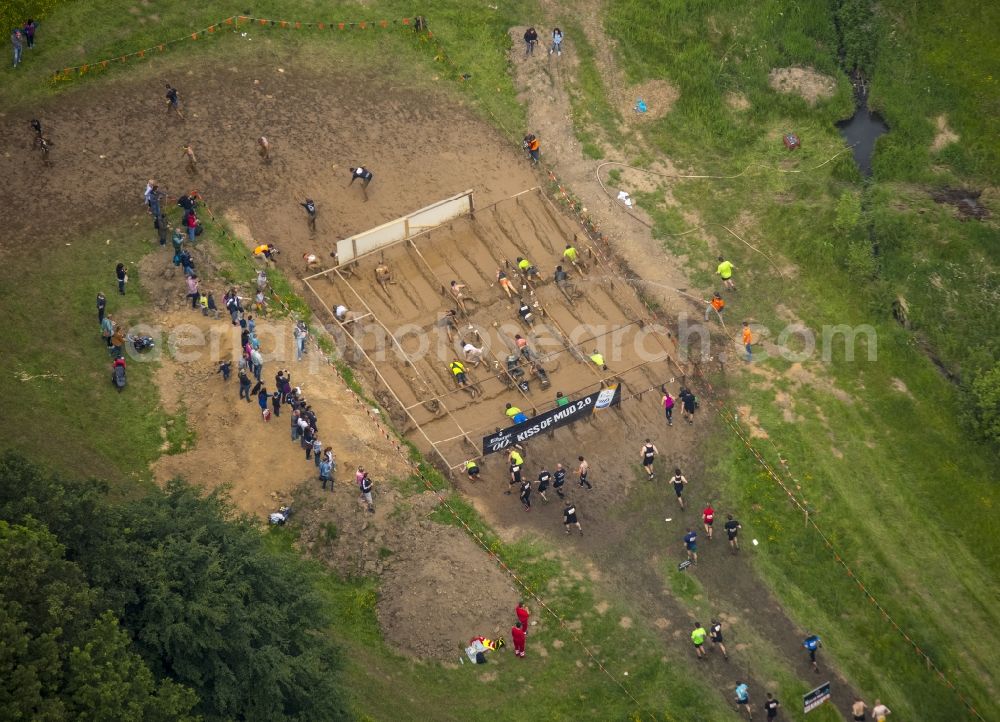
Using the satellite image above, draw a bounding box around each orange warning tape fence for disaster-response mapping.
[51,14,424,78]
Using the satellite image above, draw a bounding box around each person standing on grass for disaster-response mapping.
[115,263,127,295]
[641,439,658,480]
[577,456,593,489]
[550,27,563,56]
[348,166,373,201]
[553,463,567,498]
[185,208,198,243]
[803,635,821,673]
[735,681,752,719]
[683,528,698,565]
[709,620,729,659]
[23,20,36,49]
[97,292,107,324]
[516,601,530,635]
[519,478,532,511]
[725,514,742,553]
[742,321,753,362]
[360,473,374,513]
[511,621,526,658]
[691,622,707,658]
[536,468,551,502]
[563,501,582,535]
[101,313,115,348]
[871,699,891,721]
[662,389,675,426]
[703,503,715,539]
[764,693,780,720]
[11,29,23,68]
[523,27,538,55]
[671,468,688,510]
[238,366,251,402]
[717,255,736,291]
[851,698,868,721]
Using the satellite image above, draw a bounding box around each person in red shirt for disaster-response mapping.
[516,601,530,636]
[702,503,715,540]
[511,622,526,658]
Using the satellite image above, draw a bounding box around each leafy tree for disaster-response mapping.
[0,454,348,721]
[0,520,197,721]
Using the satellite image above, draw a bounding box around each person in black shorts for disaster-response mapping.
[536,469,551,502]
[765,693,780,720]
[563,501,582,535]
[577,456,592,489]
[709,619,729,660]
[508,459,523,495]
[553,463,567,498]
[670,468,688,510]
[300,198,317,235]
[465,460,480,481]
[519,479,532,511]
[165,83,183,119]
[679,387,697,424]
[725,514,742,553]
[640,439,658,480]
[348,166,373,201]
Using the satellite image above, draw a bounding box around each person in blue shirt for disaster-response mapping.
[803,634,822,673]
[735,681,752,719]
[683,529,698,565]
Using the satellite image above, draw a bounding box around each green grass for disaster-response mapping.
[1,221,190,488]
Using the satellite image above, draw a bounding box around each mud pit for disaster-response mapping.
[304,188,682,474]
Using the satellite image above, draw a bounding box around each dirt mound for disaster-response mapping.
[931,114,959,152]
[726,92,750,111]
[627,79,679,121]
[930,187,990,220]
[768,67,836,105]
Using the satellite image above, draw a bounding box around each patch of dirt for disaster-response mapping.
[626,79,679,121]
[931,115,959,152]
[618,616,633,629]
[768,67,837,105]
[725,92,750,111]
[595,600,610,615]
[737,405,769,439]
[891,378,913,397]
[930,187,991,220]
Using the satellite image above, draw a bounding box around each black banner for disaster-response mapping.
[481,386,621,455]
[803,682,831,713]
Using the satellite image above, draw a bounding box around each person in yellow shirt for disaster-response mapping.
[450,360,477,396]
[505,402,523,419]
[742,321,753,362]
[590,350,608,371]
[716,255,736,291]
[705,291,725,321]
[563,244,578,264]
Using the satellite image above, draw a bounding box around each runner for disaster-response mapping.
[589,350,608,371]
[507,449,524,495]
[536,468,551,502]
[670,468,688,510]
[709,619,729,659]
[516,256,543,282]
[463,341,485,367]
[496,268,515,298]
[679,388,698,424]
[465,459,480,481]
[683,528,698,564]
[300,198,317,235]
[705,291,725,321]
[563,501,582,535]
[742,321,753,362]
[257,135,270,161]
[851,698,868,721]
[640,439,658,480]
[449,359,477,396]
[717,255,737,291]
[182,143,197,173]
[871,699,891,721]
[165,83,184,119]
[703,502,715,539]
[725,514,742,553]
[764,693,780,720]
[691,622,707,659]
[438,309,459,342]
[522,133,540,162]
[662,389,674,426]
[735,681,752,720]
[375,261,393,290]
[553,463,567,498]
[517,298,535,326]
[803,634,821,673]
[519,478,532,511]
[347,166,373,201]
[577,456,593,489]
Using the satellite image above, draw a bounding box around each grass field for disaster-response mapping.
[602,0,1000,719]
[3,0,998,719]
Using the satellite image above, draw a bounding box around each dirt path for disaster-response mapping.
[507,3,862,717]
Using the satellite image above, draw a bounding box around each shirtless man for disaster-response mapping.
[183,144,197,173]
[303,253,319,270]
[375,261,393,290]
[438,309,459,342]
[257,135,270,161]
[449,280,477,315]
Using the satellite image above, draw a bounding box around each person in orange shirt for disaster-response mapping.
[523,134,540,163]
[742,321,753,361]
[705,291,725,321]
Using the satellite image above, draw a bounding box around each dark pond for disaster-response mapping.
[836,89,888,176]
